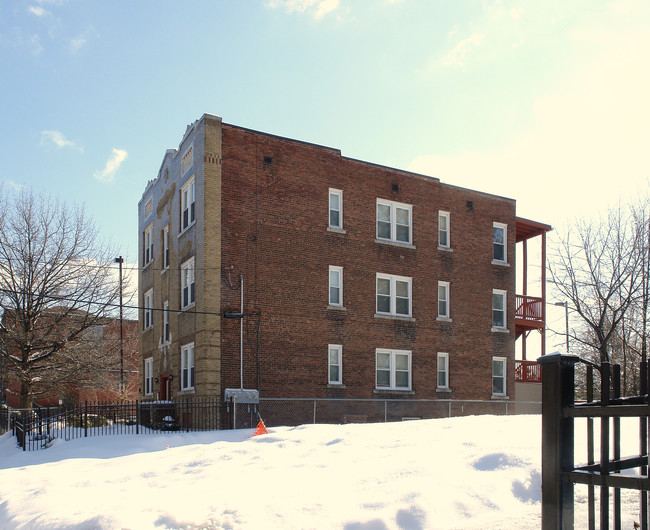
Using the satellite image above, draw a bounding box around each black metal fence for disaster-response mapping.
[540,353,650,529]
[9,396,542,451]
[12,399,225,451]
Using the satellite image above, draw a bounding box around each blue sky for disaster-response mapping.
[1,0,649,272]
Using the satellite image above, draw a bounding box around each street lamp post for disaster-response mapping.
[114,256,124,393]
[554,301,569,353]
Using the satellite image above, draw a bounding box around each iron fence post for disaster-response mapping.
[538,353,580,530]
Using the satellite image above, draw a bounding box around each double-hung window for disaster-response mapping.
[492,357,507,396]
[144,289,153,330]
[181,177,196,232]
[329,189,343,229]
[376,199,412,244]
[181,258,195,309]
[162,225,170,270]
[163,300,170,343]
[492,289,507,330]
[438,281,450,320]
[144,224,153,266]
[329,266,343,306]
[439,211,450,248]
[376,349,411,391]
[376,273,412,317]
[181,342,195,391]
[328,344,342,385]
[437,352,449,390]
[493,223,507,263]
[144,358,153,396]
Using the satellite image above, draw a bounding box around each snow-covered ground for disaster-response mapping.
[0,414,642,529]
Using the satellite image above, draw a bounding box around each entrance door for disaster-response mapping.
[160,375,170,401]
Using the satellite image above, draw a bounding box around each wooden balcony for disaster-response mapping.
[515,294,544,330]
[515,360,542,383]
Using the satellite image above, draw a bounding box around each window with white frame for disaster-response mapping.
[181,342,195,390]
[144,224,153,266]
[181,177,196,232]
[437,352,449,389]
[144,289,153,330]
[492,357,506,396]
[162,225,170,270]
[329,189,342,229]
[181,257,195,309]
[376,349,411,390]
[329,266,343,306]
[438,281,450,319]
[328,344,342,385]
[144,358,153,396]
[163,300,170,343]
[439,211,450,248]
[376,199,412,244]
[492,289,507,329]
[376,273,412,317]
[181,145,193,175]
[144,198,153,219]
[493,222,507,263]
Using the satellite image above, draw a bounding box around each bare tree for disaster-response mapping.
[0,188,127,408]
[549,204,643,365]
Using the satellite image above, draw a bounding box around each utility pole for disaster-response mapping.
[114,256,124,393]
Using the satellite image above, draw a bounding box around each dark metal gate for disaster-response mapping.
[540,353,650,529]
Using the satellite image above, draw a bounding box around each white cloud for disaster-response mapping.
[28,6,50,17]
[94,149,128,183]
[265,0,339,19]
[2,180,24,192]
[40,130,83,152]
[441,33,484,68]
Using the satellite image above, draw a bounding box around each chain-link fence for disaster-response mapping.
[226,397,541,429]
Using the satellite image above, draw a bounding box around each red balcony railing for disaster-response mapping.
[515,360,542,383]
[515,294,543,324]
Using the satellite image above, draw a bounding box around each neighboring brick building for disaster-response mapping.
[1,314,139,408]
[138,113,550,408]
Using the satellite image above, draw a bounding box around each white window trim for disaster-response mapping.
[376,273,412,318]
[437,352,449,390]
[492,222,508,264]
[376,199,413,245]
[328,344,343,385]
[144,358,153,396]
[492,289,508,331]
[162,225,170,271]
[144,223,153,268]
[328,188,343,230]
[181,342,195,391]
[180,176,196,234]
[375,348,412,391]
[439,211,450,249]
[144,289,153,330]
[437,281,451,321]
[163,300,170,344]
[181,257,196,310]
[329,266,343,307]
[492,356,507,397]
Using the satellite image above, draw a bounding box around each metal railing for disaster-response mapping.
[539,354,650,529]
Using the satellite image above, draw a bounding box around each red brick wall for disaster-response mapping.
[218,124,516,401]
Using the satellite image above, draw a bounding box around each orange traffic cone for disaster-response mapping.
[253,419,268,436]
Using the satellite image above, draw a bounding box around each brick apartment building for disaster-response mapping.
[138,113,550,408]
